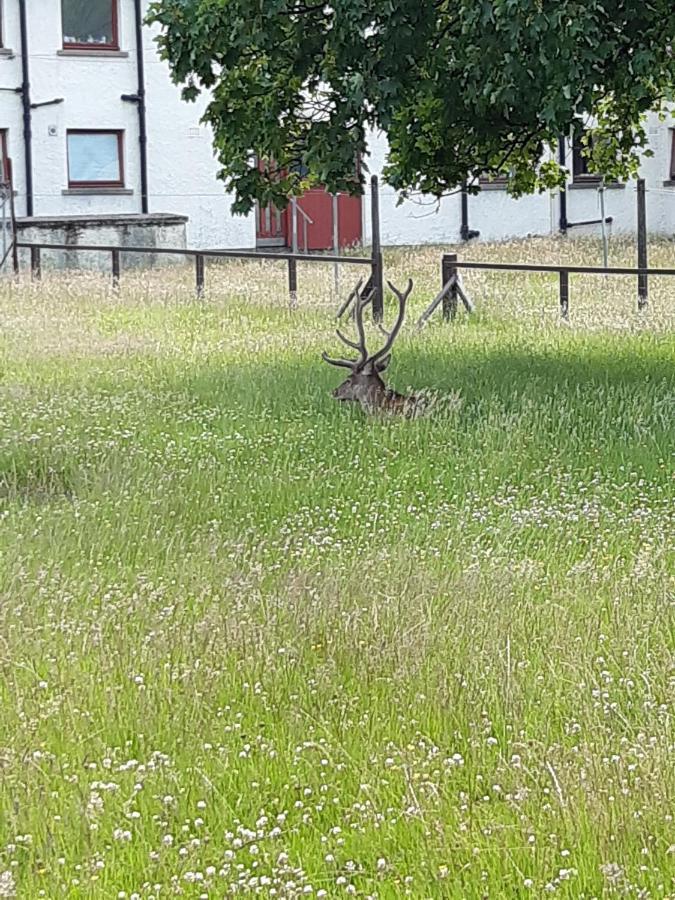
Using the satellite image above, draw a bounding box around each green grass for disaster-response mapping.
[0,237,673,898]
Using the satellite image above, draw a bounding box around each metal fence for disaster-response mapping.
[418,252,675,327]
[12,175,387,321]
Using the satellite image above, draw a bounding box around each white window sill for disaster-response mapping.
[0,48,15,58]
[63,188,133,196]
[478,182,509,191]
[569,181,625,190]
[57,49,129,58]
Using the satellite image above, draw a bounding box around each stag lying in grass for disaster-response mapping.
[322,279,424,417]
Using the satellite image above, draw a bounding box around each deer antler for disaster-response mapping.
[323,281,370,370]
[323,278,414,373]
[368,279,413,367]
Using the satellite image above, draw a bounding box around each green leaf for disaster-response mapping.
[146,0,675,212]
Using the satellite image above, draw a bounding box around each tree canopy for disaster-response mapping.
[147,0,675,213]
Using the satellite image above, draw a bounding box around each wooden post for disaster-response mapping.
[637,178,648,310]
[288,257,297,307]
[442,253,459,320]
[111,249,121,288]
[559,269,569,320]
[370,175,384,322]
[30,246,41,281]
[290,199,299,255]
[332,193,339,298]
[195,253,205,298]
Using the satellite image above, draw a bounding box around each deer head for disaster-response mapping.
[323,278,416,414]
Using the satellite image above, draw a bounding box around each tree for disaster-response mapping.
[147,0,675,213]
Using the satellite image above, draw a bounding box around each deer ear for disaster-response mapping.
[376,354,391,373]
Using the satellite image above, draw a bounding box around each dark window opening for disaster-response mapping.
[479,173,509,186]
[669,130,675,181]
[62,0,118,50]
[67,130,124,188]
[572,130,601,182]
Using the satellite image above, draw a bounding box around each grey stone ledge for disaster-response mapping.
[18,212,189,227]
[62,188,134,196]
[57,49,129,58]
[569,181,625,190]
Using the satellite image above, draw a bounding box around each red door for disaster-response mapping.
[288,189,362,252]
[255,190,362,250]
[255,157,362,250]
[256,201,286,246]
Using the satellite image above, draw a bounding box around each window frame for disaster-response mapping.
[66,129,125,189]
[572,130,602,183]
[478,172,509,189]
[62,0,119,52]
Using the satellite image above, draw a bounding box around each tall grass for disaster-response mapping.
[0,237,673,898]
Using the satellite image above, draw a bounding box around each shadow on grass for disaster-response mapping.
[179,338,674,413]
[1,335,672,506]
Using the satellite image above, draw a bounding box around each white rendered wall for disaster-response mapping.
[364,112,674,245]
[0,0,255,248]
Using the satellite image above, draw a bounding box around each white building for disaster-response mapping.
[0,0,673,257]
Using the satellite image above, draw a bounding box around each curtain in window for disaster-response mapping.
[62,0,114,45]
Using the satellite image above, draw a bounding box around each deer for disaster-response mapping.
[322,278,425,418]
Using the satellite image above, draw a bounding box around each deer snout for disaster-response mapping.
[332,384,351,401]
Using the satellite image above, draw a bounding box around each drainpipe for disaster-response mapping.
[557,133,613,232]
[18,0,33,216]
[134,0,148,213]
[460,181,480,241]
[123,0,149,213]
[558,135,567,234]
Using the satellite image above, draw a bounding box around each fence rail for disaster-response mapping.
[452,260,675,277]
[14,241,373,266]
[11,174,386,317]
[14,239,376,308]
[418,252,675,327]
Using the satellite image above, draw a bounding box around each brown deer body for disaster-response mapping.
[323,279,424,418]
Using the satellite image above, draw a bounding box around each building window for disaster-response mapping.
[67,130,124,188]
[62,0,118,50]
[669,130,675,182]
[572,130,601,182]
[479,173,508,188]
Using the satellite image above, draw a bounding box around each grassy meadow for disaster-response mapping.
[0,236,673,898]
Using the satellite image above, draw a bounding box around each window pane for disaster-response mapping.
[68,133,121,183]
[62,0,114,46]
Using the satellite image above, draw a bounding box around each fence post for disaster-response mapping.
[637,178,648,310]
[332,193,339,298]
[288,257,298,308]
[195,253,205,298]
[559,269,569,320]
[111,249,121,288]
[442,253,459,320]
[30,246,41,281]
[370,174,384,322]
[291,199,299,255]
